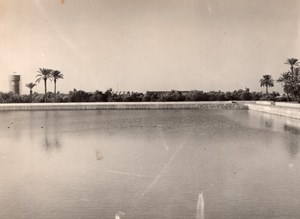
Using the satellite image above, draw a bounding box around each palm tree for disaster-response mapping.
[294,67,300,78]
[291,67,300,100]
[285,58,299,78]
[277,72,292,101]
[260,75,274,94]
[25,82,36,102]
[51,70,64,102]
[36,68,52,102]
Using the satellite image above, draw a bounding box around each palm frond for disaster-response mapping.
[51,70,64,80]
[285,58,299,66]
[35,78,42,83]
[260,74,274,87]
[36,68,53,83]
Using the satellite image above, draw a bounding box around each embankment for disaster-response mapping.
[0,101,247,111]
[245,101,300,120]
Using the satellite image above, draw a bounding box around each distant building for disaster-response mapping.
[9,73,21,94]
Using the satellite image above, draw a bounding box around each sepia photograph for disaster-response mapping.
[1,0,300,218]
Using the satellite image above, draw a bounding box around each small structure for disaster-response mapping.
[9,73,21,95]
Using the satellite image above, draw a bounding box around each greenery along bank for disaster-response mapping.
[3,57,300,103]
[0,89,282,103]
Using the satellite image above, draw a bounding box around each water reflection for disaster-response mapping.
[42,111,63,153]
[283,123,300,158]
[259,113,274,129]
[285,137,299,159]
[4,110,300,218]
[95,149,103,160]
[244,111,300,158]
[246,111,279,132]
[264,118,273,129]
[284,124,300,135]
[43,135,62,153]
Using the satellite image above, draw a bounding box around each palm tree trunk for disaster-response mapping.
[54,79,57,102]
[266,86,268,94]
[30,90,32,102]
[44,79,47,103]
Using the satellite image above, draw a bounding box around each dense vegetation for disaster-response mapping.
[276,58,300,102]
[4,57,300,103]
[0,89,282,103]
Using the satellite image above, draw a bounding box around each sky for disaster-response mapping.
[0,0,300,94]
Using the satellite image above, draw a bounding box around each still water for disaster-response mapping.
[0,110,300,219]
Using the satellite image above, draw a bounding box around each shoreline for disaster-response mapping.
[245,101,300,120]
[2,101,300,120]
[0,101,247,111]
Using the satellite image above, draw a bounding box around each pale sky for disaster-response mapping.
[1,0,300,94]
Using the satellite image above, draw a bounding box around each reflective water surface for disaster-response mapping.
[1,110,300,219]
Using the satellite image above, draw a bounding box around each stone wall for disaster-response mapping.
[0,102,248,111]
[246,102,300,119]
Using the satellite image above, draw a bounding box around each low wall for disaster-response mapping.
[275,102,300,108]
[0,102,248,111]
[246,103,300,119]
[256,101,275,105]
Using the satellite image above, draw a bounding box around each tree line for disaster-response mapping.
[0,88,281,103]
[3,57,300,103]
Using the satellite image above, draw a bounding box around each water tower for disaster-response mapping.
[9,73,21,95]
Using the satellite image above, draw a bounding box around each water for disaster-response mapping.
[0,109,300,219]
